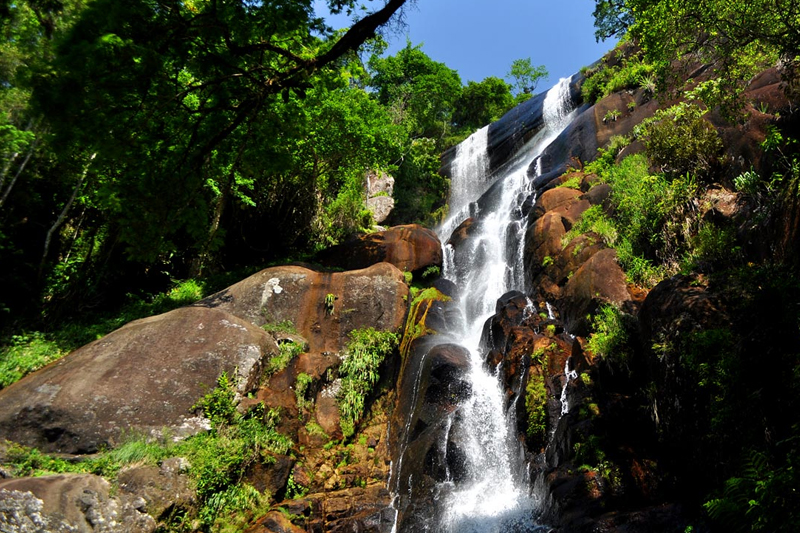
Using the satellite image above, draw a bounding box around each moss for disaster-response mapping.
[399,287,451,357]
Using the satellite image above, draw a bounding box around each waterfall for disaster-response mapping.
[390,77,580,532]
[403,77,578,532]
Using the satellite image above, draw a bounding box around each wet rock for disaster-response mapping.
[390,338,472,513]
[479,290,538,357]
[316,224,442,276]
[0,307,276,454]
[199,262,409,356]
[0,474,155,533]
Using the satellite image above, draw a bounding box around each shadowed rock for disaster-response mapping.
[0,307,276,453]
[316,224,442,276]
[559,248,632,336]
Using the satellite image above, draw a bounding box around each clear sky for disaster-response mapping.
[314,0,618,89]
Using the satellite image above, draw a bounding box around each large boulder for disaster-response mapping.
[0,307,275,453]
[0,474,155,533]
[559,248,632,335]
[389,339,473,531]
[198,262,409,355]
[316,225,442,276]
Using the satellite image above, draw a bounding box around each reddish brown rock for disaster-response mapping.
[559,248,632,335]
[446,216,476,247]
[246,510,305,533]
[532,187,582,220]
[199,262,409,356]
[248,484,393,533]
[316,224,442,275]
[314,385,343,440]
[551,198,592,229]
[245,454,294,500]
[524,211,567,281]
[0,307,276,454]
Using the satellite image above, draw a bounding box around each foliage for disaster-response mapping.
[0,332,64,389]
[261,320,297,335]
[0,0,413,324]
[193,372,239,428]
[634,103,723,180]
[583,153,698,285]
[452,76,514,131]
[525,368,548,449]
[266,341,304,378]
[399,287,451,357]
[594,0,782,110]
[368,41,462,143]
[506,58,548,99]
[592,0,634,42]
[581,47,654,104]
[682,223,741,273]
[588,304,632,365]
[704,448,800,532]
[421,265,441,280]
[336,328,398,438]
[0,278,207,389]
[295,372,314,414]
[562,205,618,249]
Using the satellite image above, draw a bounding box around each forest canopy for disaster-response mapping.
[0,0,543,324]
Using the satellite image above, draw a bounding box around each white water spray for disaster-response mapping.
[429,78,578,532]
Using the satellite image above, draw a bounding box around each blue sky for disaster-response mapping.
[314,0,617,89]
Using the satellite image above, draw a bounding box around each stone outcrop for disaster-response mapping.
[0,474,155,533]
[0,307,277,454]
[366,171,395,224]
[199,262,409,355]
[316,224,442,276]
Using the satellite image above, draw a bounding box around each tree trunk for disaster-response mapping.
[0,138,38,210]
[38,153,96,280]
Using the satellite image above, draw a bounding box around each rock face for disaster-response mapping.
[316,224,442,276]
[0,474,155,533]
[199,262,409,355]
[389,338,473,530]
[560,248,632,335]
[366,171,395,224]
[0,307,276,454]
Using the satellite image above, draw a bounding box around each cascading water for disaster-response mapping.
[391,77,579,532]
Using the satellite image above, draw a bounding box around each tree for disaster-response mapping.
[594,0,796,105]
[368,42,462,142]
[0,0,415,319]
[452,76,513,131]
[592,0,634,42]
[507,58,548,100]
[33,0,413,269]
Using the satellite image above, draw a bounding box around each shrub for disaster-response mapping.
[261,320,297,334]
[525,370,548,448]
[562,205,618,249]
[587,304,630,364]
[266,341,304,377]
[636,102,723,179]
